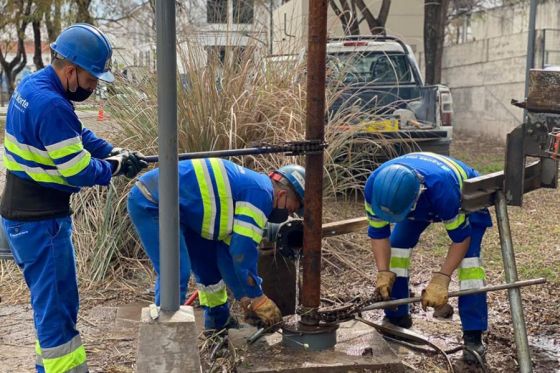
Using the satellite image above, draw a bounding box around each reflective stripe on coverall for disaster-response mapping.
[127,158,273,329]
[364,152,493,332]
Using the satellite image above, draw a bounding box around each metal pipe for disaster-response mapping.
[360,278,545,312]
[495,191,533,373]
[156,0,180,312]
[300,0,328,325]
[269,0,274,54]
[140,140,327,163]
[524,0,538,122]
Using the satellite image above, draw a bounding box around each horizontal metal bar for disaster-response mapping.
[360,278,546,312]
[140,141,327,163]
[322,217,368,238]
[462,161,542,212]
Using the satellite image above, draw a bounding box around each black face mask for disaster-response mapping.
[66,70,94,102]
[268,208,290,224]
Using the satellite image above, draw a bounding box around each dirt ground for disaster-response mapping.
[0,131,559,372]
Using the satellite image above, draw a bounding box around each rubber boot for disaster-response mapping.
[204,303,239,336]
[463,330,486,364]
[382,314,413,329]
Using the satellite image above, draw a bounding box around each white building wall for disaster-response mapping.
[272,0,424,59]
[442,1,560,142]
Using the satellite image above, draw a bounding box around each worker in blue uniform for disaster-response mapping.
[127,159,305,331]
[0,24,147,373]
[364,152,492,362]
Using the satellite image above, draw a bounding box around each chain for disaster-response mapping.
[297,295,383,324]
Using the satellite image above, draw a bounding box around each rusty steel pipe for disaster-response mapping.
[301,0,328,325]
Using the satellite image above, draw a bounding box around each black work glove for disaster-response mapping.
[107,147,126,157]
[105,151,148,178]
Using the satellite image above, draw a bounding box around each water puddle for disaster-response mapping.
[529,334,560,363]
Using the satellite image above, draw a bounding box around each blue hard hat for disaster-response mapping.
[51,23,114,82]
[273,165,305,204]
[370,164,421,223]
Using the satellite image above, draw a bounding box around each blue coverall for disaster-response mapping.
[2,66,115,372]
[364,152,493,331]
[127,158,273,329]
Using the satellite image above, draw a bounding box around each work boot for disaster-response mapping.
[204,315,239,337]
[463,330,487,364]
[382,314,413,329]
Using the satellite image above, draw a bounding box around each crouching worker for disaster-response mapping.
[127,159,305,332]
[364,152,492,362]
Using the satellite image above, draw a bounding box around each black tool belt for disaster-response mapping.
[0,171,72,221]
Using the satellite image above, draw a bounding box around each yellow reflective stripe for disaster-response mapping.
[198,288,228,307]
[233,219,264,244]
[43,345,87,372]
[4,135,55,166]
[234,202,267,229]
[3,154,69,185]
[390,256,410,269]
[193,159,216,239]
[40,335,87,373]
[369,218,389,229]
[444,213,466,230]
[45,136,83,160]
[390,248,412,277]
[48,143,84,160]
[458,267,486,281]
[209,158,233,239]
[35,340,44,367]
[58,151,91,177]
[422,152,468,188]
[364,201,374,215]
[222,235,232,245]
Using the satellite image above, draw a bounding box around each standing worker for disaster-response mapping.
[364,152,492,362]
[127,159,305,331]
[0,24,147,373]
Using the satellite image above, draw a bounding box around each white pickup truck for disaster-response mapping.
[326,35,454,156]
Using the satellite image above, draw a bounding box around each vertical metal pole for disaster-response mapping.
[495,191,532,373]
[269,0,274,54]
[300,0,327,325]
[156,0,180,312]
[524,0,538,98]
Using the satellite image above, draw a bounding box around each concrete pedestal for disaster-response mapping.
[229,320,404,372]
[136,305,201,373]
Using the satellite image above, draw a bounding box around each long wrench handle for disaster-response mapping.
[140,141,328,163]
[360,278,546,312]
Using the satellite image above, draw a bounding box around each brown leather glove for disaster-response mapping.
[421,272,451,311]
[374,271,396,300]
[249,295,282,328]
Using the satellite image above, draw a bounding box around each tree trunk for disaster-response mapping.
[0,0,32,94]
[33,20,45,70]
[76,0,93,24]
[424,0,449,84]
[330,0,392,36]
[45,0,62,43]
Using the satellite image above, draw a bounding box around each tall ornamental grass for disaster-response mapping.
[70,39,412,285]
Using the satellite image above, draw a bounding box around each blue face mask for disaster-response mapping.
[66,69,94,102]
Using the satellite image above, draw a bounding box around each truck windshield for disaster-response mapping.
[327,52,414,85]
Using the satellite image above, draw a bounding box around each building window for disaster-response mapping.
[207,0,227,23]
[233,0,253,24]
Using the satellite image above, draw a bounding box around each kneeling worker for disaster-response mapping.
[364,152,492,362]
[127,159,305,331]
